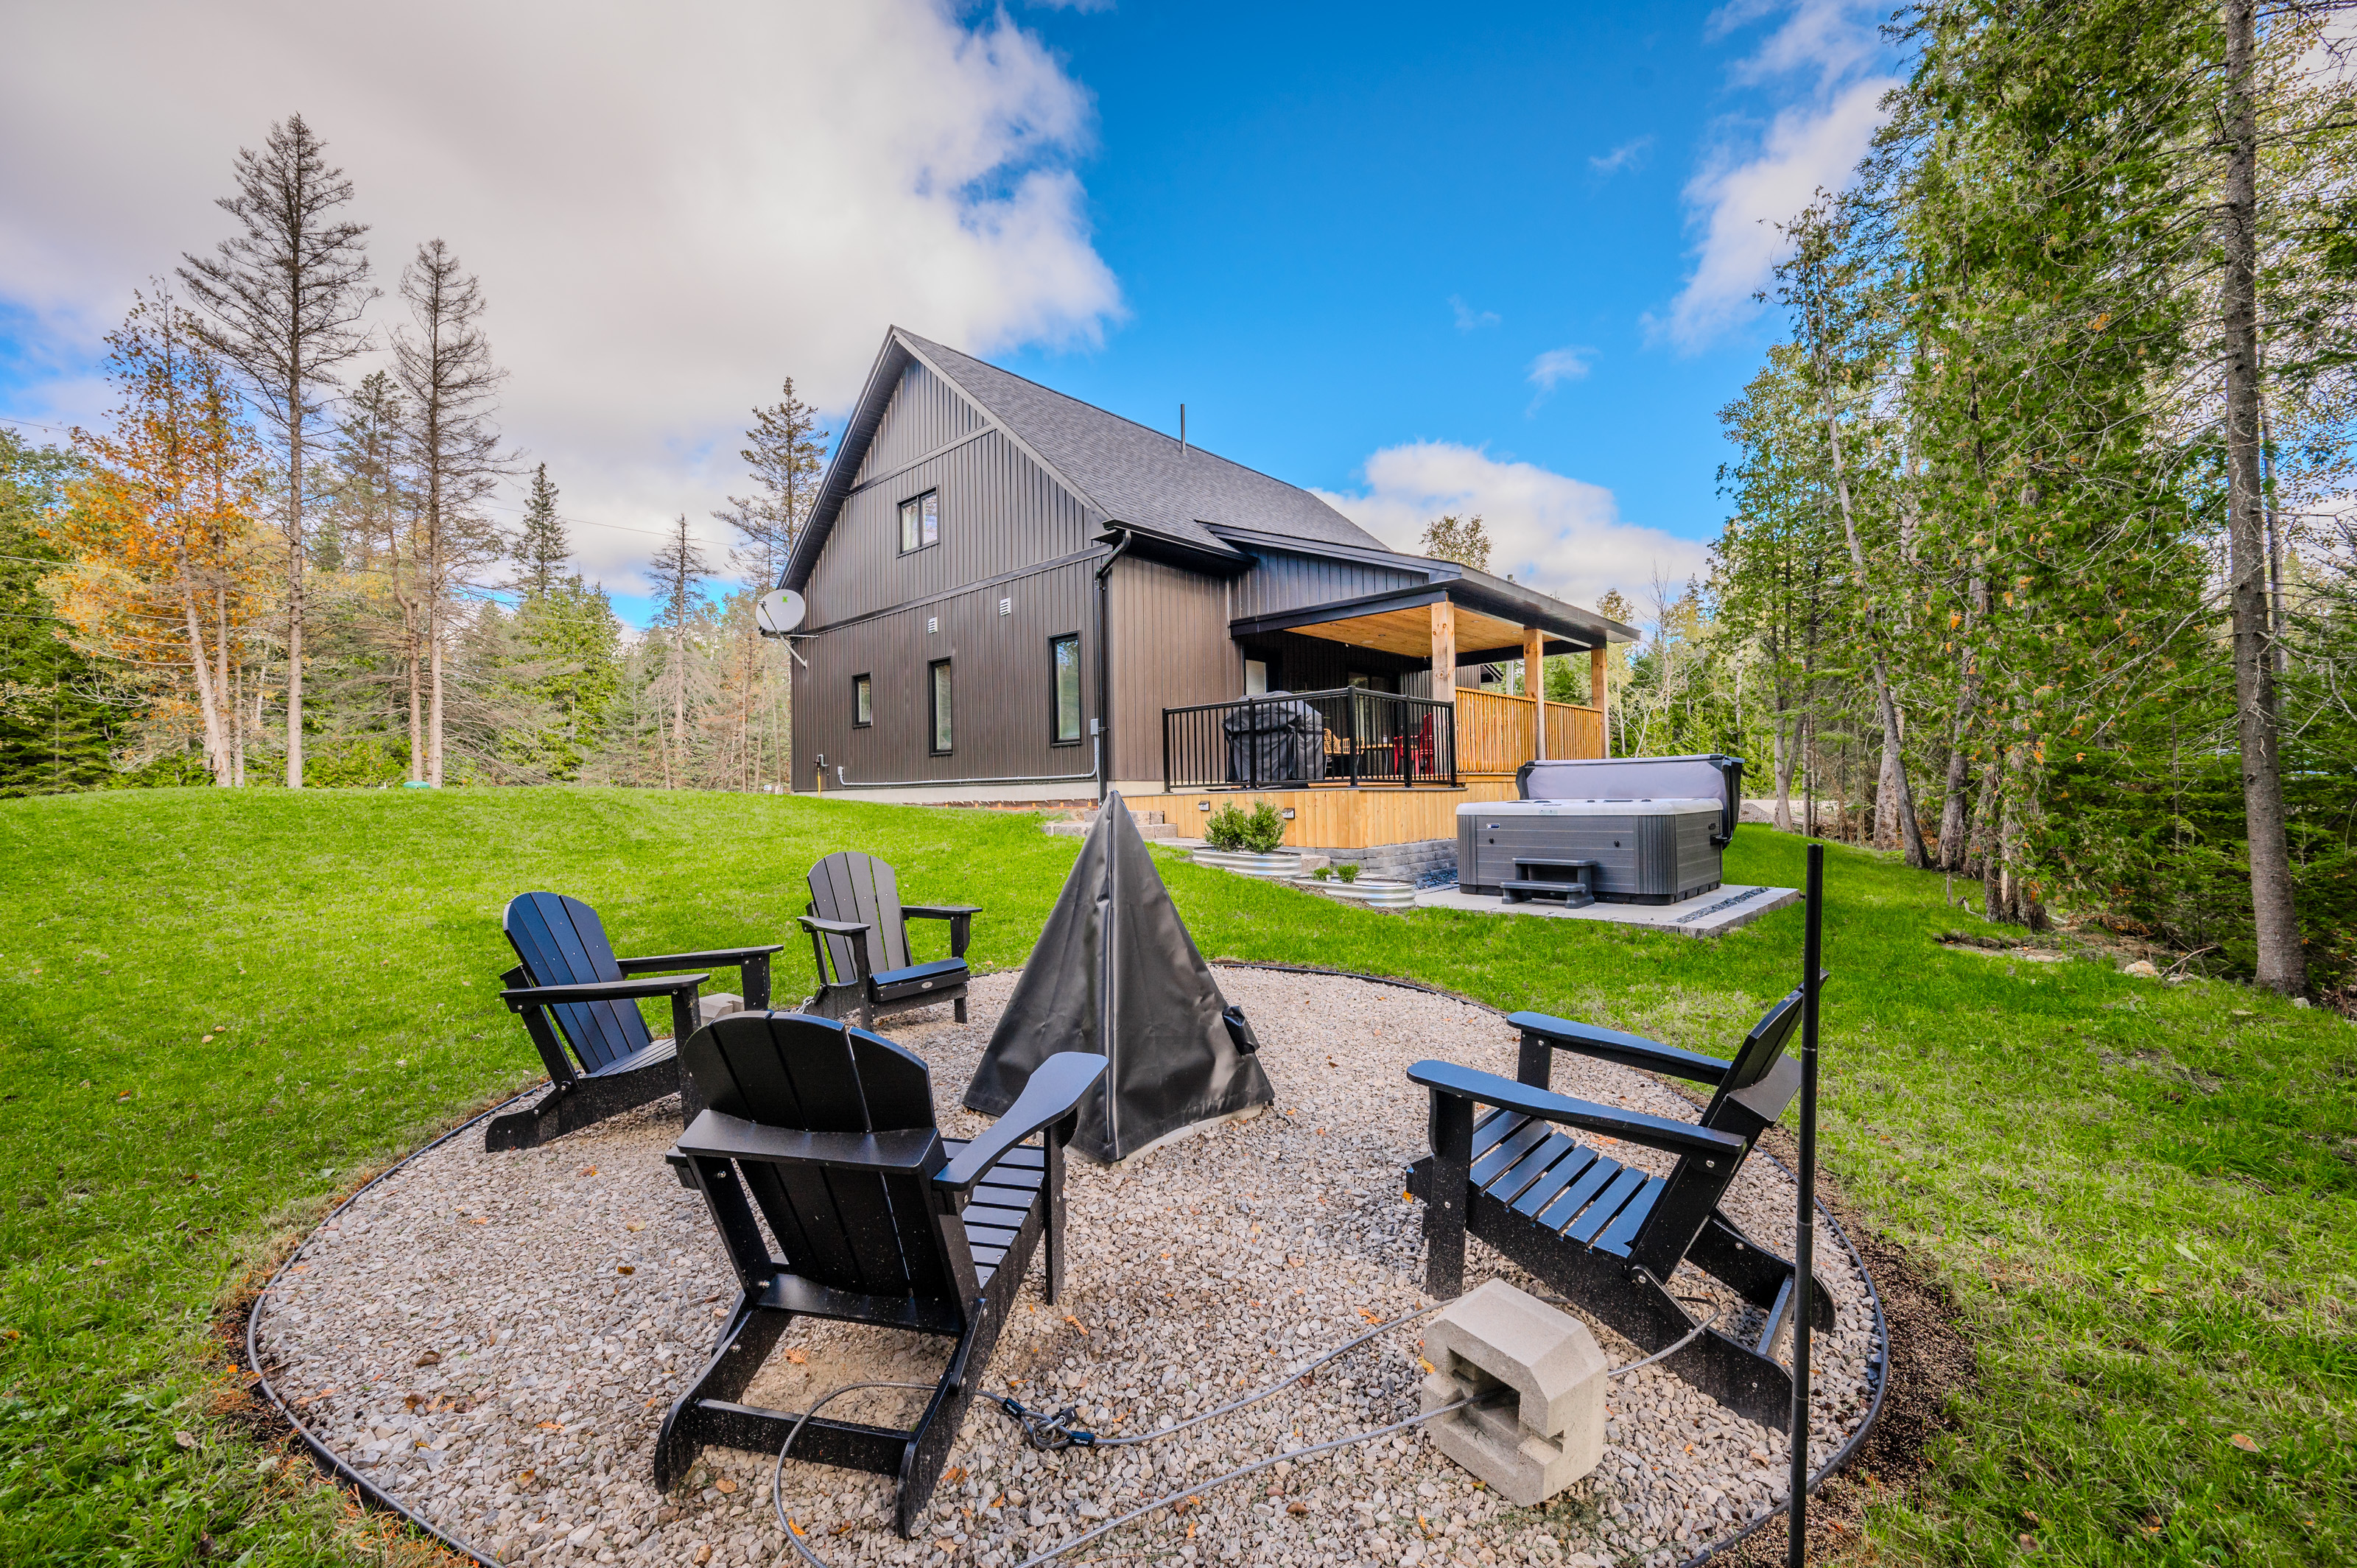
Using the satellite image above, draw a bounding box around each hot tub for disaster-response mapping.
[1456,797,1727,904]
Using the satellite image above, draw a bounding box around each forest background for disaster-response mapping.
[7,0,2357,1005]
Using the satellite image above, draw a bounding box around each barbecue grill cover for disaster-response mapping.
[963,791,1274,1161]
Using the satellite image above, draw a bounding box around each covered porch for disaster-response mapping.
[1133,581,1629,849]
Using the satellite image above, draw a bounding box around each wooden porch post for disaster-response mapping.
[1590,644,1609,759]
[1430,600,1458,705]
[1523,626,1546,762]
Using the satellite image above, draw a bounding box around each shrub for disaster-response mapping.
[1338,862,1360,882]
[1203,804,1250,851]
[1203,801,1288,854]
[1311,865,1332,881]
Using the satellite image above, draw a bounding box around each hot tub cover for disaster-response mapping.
[963,791,1275,1161]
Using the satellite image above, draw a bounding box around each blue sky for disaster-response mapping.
[0,1,1894,630]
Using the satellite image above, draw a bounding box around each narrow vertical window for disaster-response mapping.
[929,659,953,753]
[899,497,920,552]
[852,672,872,728]
[1051,633,1082,743]
[921,491,940,546]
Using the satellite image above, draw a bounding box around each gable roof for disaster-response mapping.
[784,327,1388,588]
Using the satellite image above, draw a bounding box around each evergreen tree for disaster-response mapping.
[0,431,124,795]
[516,463,569,597]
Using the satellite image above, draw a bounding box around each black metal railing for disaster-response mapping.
[1162,688,1458,792]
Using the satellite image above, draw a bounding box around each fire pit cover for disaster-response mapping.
[964,791,1275,1161]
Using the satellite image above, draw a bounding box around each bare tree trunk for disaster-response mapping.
[1773,709,1797,832]
[428,598,445,787]
[178,572,229,783]
[403,599,424,781]
[2222,0,2305,994]
[1937,568,1987,869]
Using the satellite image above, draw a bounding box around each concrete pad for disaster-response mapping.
[1413,882,1800,938]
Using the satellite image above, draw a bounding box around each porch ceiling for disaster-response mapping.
[1286,603,1534,661]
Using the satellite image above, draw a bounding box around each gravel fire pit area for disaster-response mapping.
[253,967,1883,1568]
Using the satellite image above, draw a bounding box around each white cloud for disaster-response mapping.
[0,0,1121,605]
[1314,442,1707,614]
[1656,1,1894,351]
[1525,346,1593,392]
[1588,136,1654,176]
[1449,295,1500,331]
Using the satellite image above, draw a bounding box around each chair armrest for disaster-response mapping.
[1408,1060,1746,1160]
[619,944,785,971]
[935,1052,1106,1192]
[903,905,980,959]
[1506,1010,1730,1086]
[676,1109,945,1175]
[501,974,709,1008]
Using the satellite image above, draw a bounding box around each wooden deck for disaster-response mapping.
[1131,692,1605,849]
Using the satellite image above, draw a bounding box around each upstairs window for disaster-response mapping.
[853,672,873,728]
[1051,633,1082,744]
[899,490,940,553]
[929,659,953,754]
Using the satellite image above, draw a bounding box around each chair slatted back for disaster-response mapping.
[504,892,655,1074]
[1698,985,1805,1131]
[807,852,913,979]
[685,1013,954,1301]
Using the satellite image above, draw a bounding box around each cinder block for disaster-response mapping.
[695,994,744,1029]
[1419,1279,1607,1506]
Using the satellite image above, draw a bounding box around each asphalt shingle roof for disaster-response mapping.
[898,331,1388,557]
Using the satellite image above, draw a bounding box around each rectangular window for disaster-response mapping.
[1244,658,1270,695]
[899,490,940,553]
[1051,633,1082,744]
[929,659,953,754]
[852,672,872,728]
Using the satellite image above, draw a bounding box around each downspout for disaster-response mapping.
[1093,527,1135,805]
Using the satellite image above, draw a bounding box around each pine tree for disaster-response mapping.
[178,113,376,789]
[714,379,831,586]
[647,514,711,789]
[516,463,569,597]
[393,239,508,787]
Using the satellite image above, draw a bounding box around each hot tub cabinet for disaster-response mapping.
[1456,798,1727,904]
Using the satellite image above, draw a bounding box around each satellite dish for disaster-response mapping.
[756,588,807,638]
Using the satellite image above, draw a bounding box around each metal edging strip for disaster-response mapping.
[242,1086,540,1568]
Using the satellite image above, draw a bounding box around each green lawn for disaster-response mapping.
[0,787,2349,1567]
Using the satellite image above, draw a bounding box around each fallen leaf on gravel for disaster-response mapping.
[714,1477,738,1494]
[516,1470,535,1486]
[693,1547,713,1565]
[416,1351,442,1366]
[784,1349,807,1365]
[1186,1522,1197,1539]
[2230,1433,2260,1452]
[535,1421,562,1431]
[617,1265,636,1275]
[1064,1315,1089,1334]
[626,1221,645,1231]
[577,1166,598,1177]
[1358,1307,1381,1323]
[1288,1502,1309,1516]
[174,1430,197,1449]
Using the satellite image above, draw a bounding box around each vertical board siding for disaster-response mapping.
[1107,557,1233,784]
[793,561,1097,790]
[1229,549,1428,622]
[807,429,1094,624]
[853,360,984,485]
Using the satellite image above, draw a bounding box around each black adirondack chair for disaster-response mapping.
[490,891,784,1152]
[655,1012,1105,1535]
[800,852,980,1028]
[1405,984,1834,1432]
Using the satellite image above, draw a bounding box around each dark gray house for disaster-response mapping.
[782,327,1627,818]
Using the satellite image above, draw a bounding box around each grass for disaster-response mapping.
[0,786,2350,1568]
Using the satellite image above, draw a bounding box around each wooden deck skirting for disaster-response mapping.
[1125,779,1521,849]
